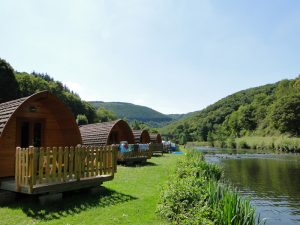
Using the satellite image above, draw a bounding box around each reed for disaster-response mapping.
[235,136,300,152]
[157,149,264,225]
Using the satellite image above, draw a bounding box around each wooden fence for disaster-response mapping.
[149,143,164,155]
[15,145,118,193]
[118,147,152,161]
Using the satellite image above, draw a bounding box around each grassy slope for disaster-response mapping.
[89,101,172,122]
[0,154,180,225]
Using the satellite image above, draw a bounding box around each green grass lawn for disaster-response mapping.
[0,154,180,225]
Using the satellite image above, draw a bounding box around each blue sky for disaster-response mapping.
[0,1,299,114]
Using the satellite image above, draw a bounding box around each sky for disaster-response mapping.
[0,0,299,114]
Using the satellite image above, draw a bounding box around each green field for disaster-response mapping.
[0,154,181,225]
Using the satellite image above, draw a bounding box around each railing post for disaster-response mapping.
[28,146,35,193]
[15,147,21,192]
[113,145,118,173]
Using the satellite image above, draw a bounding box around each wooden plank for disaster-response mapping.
[87,148,91,177]
[75,146,81,181]
[99,146,103,176]
[52,147,57,182]
[28,147,34,194]
[57,147,63,181]
[103,146,107,175]
[108,146,112,174]
[39,148,44,184]
[113,145,118,173]
[24,148,28,186]
[82,147,86,178]
[91,147,95,177]
[69,147,74,180]
[95,147,99,176]
[45,147,50,183]
[63,147,69,181]
[32,147,38,186]
[15,147,20,192]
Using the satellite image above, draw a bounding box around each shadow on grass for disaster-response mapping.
[124,161,158,167]
[151,154,165,158]
[6,187,137,221]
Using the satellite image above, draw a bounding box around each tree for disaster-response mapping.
[271,93,300,135]
[76,114,88,125]
[0,58,19,103]
[96,108,117,122]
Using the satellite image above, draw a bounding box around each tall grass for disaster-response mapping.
[195,136,300,152]
[235,136,300,152]
[157,149,264,225]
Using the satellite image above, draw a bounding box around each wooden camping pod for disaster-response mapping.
[80,119,135,146]
[150,133,162,144]
[0,91,82,178]
[132,130,150,144]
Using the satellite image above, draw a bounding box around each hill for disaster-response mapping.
[90,101,180,127]
[160,76,300,144]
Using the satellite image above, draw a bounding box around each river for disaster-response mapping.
[197,147,300,225]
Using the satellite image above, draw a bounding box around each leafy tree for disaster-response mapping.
[0,58,19,103]
[271,93,300,135]
[96,107,117,122]
[15,71,98,123]
[76,114,88,125]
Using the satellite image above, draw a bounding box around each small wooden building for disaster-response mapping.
[149,133,163,155]
[132,130,150,144]
[0,91,82,178]
[0,91,117,194]
[150,133,162,144]
[80,121,151,163]
[80,119,135,146]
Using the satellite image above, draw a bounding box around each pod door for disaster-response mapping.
[17,119,44,148]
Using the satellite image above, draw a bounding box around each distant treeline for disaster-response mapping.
[160,76,300,145]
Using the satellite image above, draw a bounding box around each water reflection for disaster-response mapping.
[201,148,300,225]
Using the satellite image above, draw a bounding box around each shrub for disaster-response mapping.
[157,149,262,225]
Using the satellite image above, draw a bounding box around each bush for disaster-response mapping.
[157,149,262,225]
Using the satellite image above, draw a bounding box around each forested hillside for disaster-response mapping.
[160,76,300,144]
[90,101,178,127]
[0,58,97,123]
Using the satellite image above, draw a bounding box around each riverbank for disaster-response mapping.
[158,148,262,225]
[187,136,300,152]
[0,154,180,225]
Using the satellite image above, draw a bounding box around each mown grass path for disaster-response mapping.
[0,154,180,225]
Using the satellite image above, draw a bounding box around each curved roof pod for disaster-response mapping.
[80,119,135,146]
[150,133,162,144]
[0,91,82,177]
[132,130,150,144]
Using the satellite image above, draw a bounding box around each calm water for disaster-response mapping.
[198,147,300,225]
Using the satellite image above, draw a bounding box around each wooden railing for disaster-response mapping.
[15,146,118,193]
[117,144,152,161]
[118,148,152,161]
[149,143,164,155]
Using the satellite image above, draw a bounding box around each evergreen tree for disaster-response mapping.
[0,58,19,103]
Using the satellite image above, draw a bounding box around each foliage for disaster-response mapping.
[157,149,262,225]
[96,107,117,122]
[271,93,300,135]
[161,76,300,142]
[0,58,19,103]
[90,101,180,127]
[14,71,97,123]
[76,114,88,125]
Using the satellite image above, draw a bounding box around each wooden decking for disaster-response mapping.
[1,145,118,194]
[0,175,113,194]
